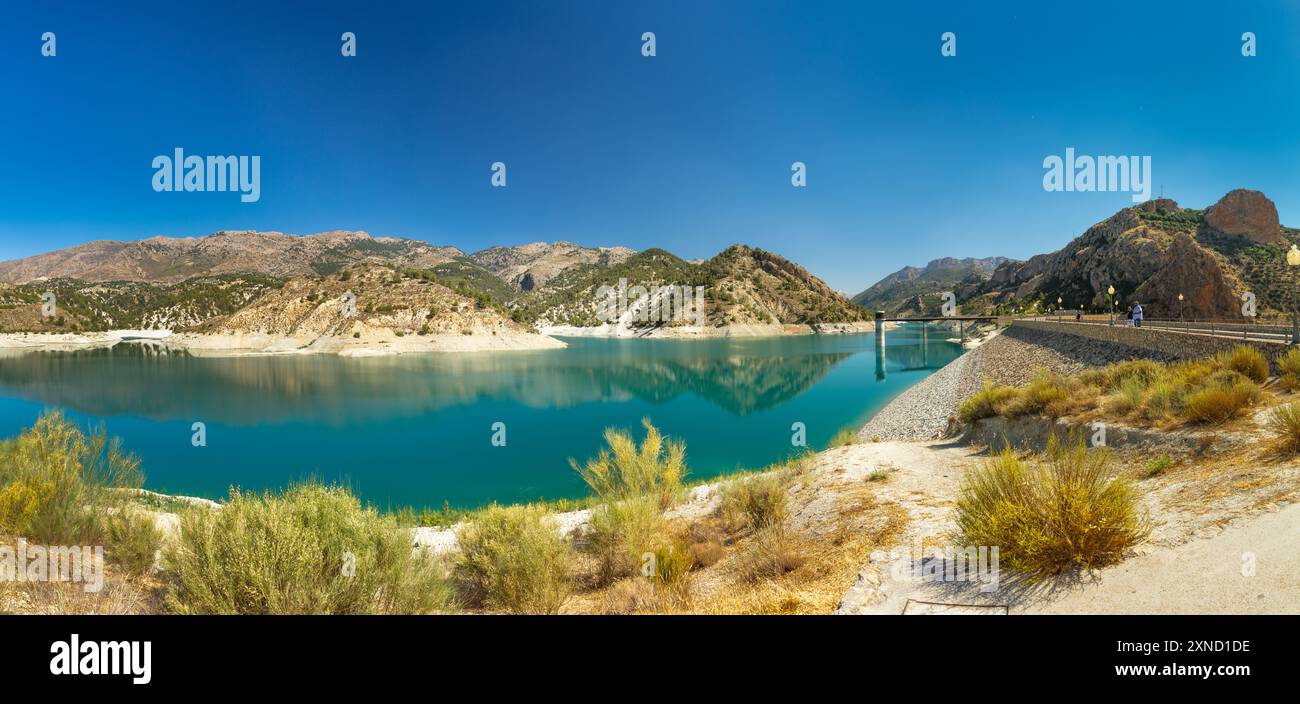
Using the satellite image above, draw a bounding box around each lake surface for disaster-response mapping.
[0,327,961,509]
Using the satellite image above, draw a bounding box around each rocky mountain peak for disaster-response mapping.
[1204,189,1282,244]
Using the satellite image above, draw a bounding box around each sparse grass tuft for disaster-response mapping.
[1003,370,1075,418]
[1143,454,1173,478]
[959,378,1017,423]
[1278,348,1300,391]
[1215,345,1269,384]
[1267,402,1300,453]
[1183,372,1259,425]
[828,427,861,448]
[736,525,805,582]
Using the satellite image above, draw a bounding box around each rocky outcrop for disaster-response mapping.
[468,241,636,291]
[1132,232,1241,318]
[1204,189,1282,244]
[964,189,1291,317]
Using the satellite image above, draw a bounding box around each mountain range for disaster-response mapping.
[852,256,1008,317]
[0,234,866,335]
[1,187,1292,337]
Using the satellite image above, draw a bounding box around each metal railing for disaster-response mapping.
[1022,314,1296,345]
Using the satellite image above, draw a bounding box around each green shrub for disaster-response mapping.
[1267,402,1300,453]
[0,411,141,543]
[1215,345,1269,384]
[166,483,452,614]
[959,379,1018,423]
[954,436,1149,579]
[105,508,163,577]
[453,503,573,613]
[583,496,665,585]
[570,419,686,510]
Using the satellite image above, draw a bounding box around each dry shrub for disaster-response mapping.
[954,435,1150,579]
[720,474,788,533]
[1003,370,1076,418]
[1183,372,1260,425]
[735,525,805,582]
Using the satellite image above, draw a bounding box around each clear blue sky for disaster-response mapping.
[2,0,1300,293]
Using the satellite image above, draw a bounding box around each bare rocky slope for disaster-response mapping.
[187,263,549,345]
[0,230,464,284]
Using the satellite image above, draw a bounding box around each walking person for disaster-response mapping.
[1132,302,1144,328]
[1125,306,1133,326]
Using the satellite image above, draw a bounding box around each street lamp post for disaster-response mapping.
[1108,285,1116,325]
[1177,293,1184,331]
[1057,296,1063,323]
[1287,245,1300,344]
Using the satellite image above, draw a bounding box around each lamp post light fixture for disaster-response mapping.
[1178,292,1185,330]
[1107,285,1116,325]
[1057,296,1063,323]
[1287,245,1300,343]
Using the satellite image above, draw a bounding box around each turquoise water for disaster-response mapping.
[0,327,961,509]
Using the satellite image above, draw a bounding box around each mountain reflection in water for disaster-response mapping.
[0,330,961,507]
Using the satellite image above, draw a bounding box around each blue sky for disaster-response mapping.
[2,0,1300,292]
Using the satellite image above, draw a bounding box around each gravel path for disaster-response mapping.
[858,324,1171,441]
